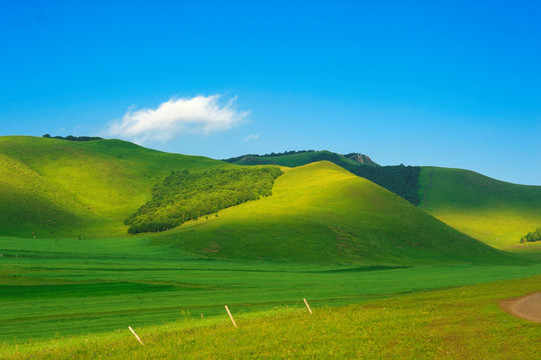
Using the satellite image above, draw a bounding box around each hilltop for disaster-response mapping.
[224,150,378,167]
[225,150,421,204]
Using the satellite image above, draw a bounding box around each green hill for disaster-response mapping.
[225,150,541,251]
[225,150,421,205]
[0,136,229,238]
[153,161,519,265]
[419,167,541,249]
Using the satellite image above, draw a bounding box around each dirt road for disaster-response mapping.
[500,292,541,323]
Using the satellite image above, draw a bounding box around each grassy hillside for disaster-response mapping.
[419,167,541,249]
[154,161,519,265]
[0,136,229,238]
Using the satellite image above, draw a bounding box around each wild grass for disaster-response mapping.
[1,234,540,349]
[3,274,540,359]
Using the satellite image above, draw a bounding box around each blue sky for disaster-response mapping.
[1,0,539,184]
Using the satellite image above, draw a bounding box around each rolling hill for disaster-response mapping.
[0,136,532,265]
[0,136,230,238]
[225,150,541,250]
[153,161,520,265]
[419,167,541,249]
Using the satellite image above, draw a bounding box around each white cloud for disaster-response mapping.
[243,133,260,142]
[105,95,248,143]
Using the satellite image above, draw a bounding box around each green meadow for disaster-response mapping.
[1,136,540,358]
[1,235,541,359]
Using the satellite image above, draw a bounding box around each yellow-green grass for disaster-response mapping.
[155,161,522,265]
[0,136,230,238]
[419,167,541,250]
[3,274,540,359]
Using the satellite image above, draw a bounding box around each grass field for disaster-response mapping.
[1,237,540,359]
[419,166,541,249]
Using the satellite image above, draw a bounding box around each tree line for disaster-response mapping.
[42,134,103,141]
[125,167,283,234]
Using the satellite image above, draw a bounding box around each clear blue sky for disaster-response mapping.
[1,0,539,184]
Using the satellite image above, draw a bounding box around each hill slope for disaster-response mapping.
[419,167,541,249]
[154,161,519,265]
[0,136,229,238]
[225,150,421,204]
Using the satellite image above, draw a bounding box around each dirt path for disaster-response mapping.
[500,292,541,323]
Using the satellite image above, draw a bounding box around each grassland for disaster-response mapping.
[1,234,541,358]
[419,167,541,249]
[0,136,230,238]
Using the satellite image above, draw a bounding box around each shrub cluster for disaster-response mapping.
[520,228,541,243]
[125,167,283,234]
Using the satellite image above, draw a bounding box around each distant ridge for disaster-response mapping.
[223,150,378,167]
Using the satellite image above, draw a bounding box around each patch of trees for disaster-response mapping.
[520,228,541,243]
[42,134,103,141]
[125,167,283,234]
[223,150,315,163]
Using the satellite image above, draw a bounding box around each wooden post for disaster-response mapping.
[303,298,313,315]
[201,313,204,319]
[225,305,237,328]
[128,326,145,345]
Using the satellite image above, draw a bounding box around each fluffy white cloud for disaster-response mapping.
[105,95,248,143]
[243,133,260,142]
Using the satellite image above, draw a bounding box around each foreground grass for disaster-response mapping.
[1,235,541,348]
[3,275,540,359]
